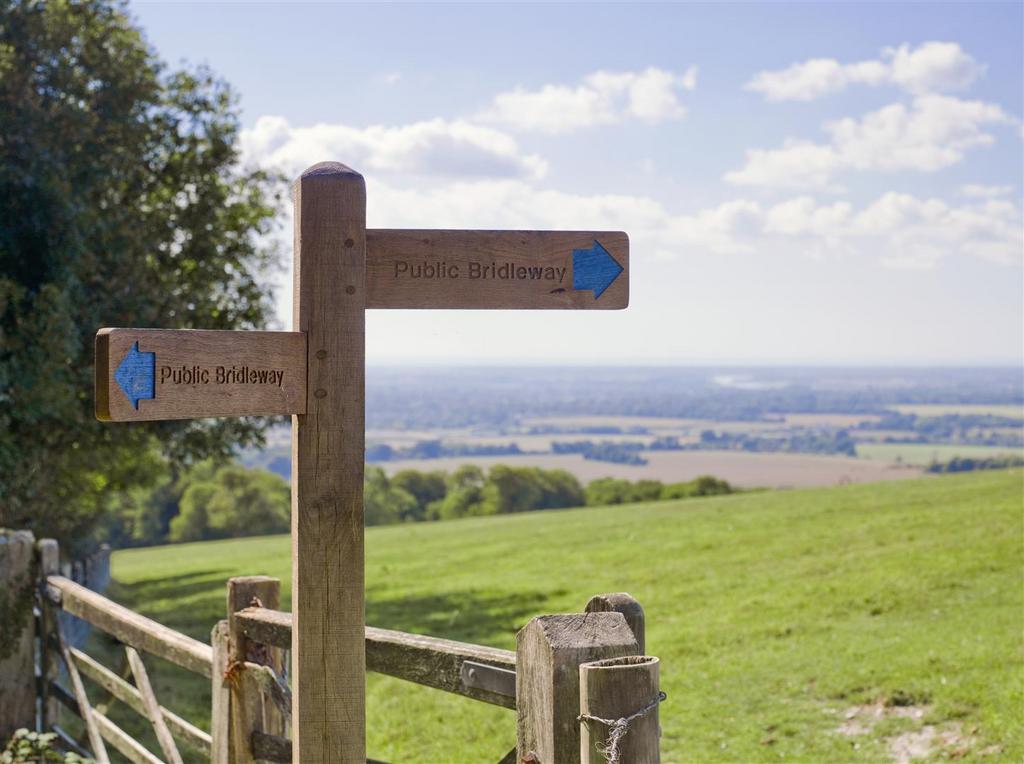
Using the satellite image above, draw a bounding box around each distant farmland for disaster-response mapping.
[379,449,921,488]
[856,442,1024,466]
[891,403,1024,418]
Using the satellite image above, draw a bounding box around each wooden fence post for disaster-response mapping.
[579,656,661,764]
[0,530,36,740]
[292,161,367,764]
[585,593,645,655]
[211,620,230,764]
[225,576,284,763]
[36,538,60,733]
[516,612,639,763]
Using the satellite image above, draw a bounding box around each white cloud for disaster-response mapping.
[478,66,698,133]
[961,184,1015,199]
[746,41,985,101]
[726,95,1013,188]
[266,172,1021,328]
[366,180,1022,270]
[240,115,547,181]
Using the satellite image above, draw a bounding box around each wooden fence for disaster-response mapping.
[0,532,662,763]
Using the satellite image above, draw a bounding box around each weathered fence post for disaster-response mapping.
[579,656,661,764]
[516,612,639,763]
[292,162,367,764]
[228,576,285,762]
[36,538,60,733]
[585,593,645,655]
[0,530,36,741]
[211,620,230,764]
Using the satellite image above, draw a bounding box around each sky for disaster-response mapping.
[129,1,1023,366]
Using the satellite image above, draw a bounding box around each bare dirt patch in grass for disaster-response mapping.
[833,701,995,763]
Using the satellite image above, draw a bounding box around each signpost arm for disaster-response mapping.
[292,162,367,763]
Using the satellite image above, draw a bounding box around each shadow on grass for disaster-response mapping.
[79,578,561,762]
[366,586,565,649]
[107,568,232,642]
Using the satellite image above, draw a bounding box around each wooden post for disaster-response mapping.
[579,656,661,764]
[585,593,646,654]
[36,538,60,732]
[211,621,230,764]
[226,576,284,763]
[125,646,183,764]
[0,530,35,740]
[292,161,367,764]
[516,612,639,763]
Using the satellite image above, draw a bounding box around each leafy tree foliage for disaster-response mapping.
[364,467,418,526]
[0,0,284,549]
[169,463,289,542]
[390,469,446,522]
[586,475,733,506]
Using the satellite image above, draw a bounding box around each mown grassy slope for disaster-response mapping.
[101,470,1023,762]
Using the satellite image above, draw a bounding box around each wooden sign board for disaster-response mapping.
[95,328,306,421]
[365,230,628,309]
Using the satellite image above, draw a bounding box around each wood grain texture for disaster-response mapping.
[516,613,639,763]
[585,593,646,654]
[0,531,35,740]
[292,161,367,764]
[95,329,306,421]
[580,656,661,764]
[68,646,211,757]
[37,539,61,730]
[227,577,284,762]
[126,647,184,764]
[233,607,516,707]
[55,613,110,763]
[45,576,212,677]
[211,621,230,764]
[366,230,628,310]
[364,625,516,708]
[92,709,163,764]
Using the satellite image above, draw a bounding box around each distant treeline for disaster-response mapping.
[859,413,1023,448]
[372,465,733,523]
[694,429,858,456]
[926,455,1024,474]
[366,439,523,462]
[98,462,735,547]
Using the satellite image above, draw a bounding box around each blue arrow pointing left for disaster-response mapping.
[115,342,155,409]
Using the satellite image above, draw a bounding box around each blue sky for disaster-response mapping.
[131,2,1023,365]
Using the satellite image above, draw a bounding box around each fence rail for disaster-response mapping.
[235,607,517,708]
[44,575,212,677]
[0,532,662,763]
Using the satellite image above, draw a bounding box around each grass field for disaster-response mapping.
[890,404,1024,419]
[856,442,1024,466]
[94,470,1023,763]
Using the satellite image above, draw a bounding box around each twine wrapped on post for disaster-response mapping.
[579,656,662,764]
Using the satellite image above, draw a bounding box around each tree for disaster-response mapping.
[362,467,420,526]
[390,469,446,522]
[0,0,285,550]
[169,464,289,542]
[429,465,486,520]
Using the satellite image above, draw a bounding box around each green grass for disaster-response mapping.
[856,442,1024,465]
[93,470,1023,763]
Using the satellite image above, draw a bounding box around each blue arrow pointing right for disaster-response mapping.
[573,240,624,299]
[114,342,155,409]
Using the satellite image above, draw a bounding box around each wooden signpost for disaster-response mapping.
[95,161,629,763]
